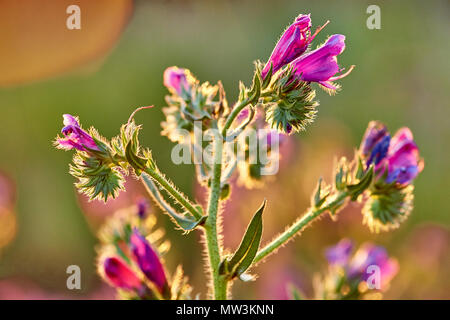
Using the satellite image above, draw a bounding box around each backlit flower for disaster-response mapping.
[292,34,354,90]
[56,114,99,151]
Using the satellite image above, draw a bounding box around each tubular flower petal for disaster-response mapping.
[163,66,189,95]
[56,114,99,151]
[292,34,354,90]
[130,228,168,293]
[103,257,143,291]
[262,14,326,79]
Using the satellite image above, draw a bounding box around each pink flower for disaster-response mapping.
[103,257,142,291]
[56,114,99,151]
[385,128,424,184]
[292,34,354,90]
[262,14,327,79]
[163,66,189,95]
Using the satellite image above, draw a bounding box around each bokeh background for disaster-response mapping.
[0,0,449,299]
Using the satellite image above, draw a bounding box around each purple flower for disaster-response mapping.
[348,244,399,287]
[325,238,354,267]
[103,257,143,291]
[163,66,189,95]
[360,121,389,157]
[262,14,328,79]
[360,122,423,185]
[56,114,99,151]
[291,34,354,90]
[130,228,168,293]
[385,128,424,184]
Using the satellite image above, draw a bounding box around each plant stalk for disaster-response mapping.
[254,191,349,263]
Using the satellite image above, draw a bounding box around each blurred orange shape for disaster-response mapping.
[0,0,133,87]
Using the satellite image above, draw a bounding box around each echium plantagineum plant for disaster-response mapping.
[54,14,423,300]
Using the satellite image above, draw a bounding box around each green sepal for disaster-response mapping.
[347,165,374,200]
[125,141,147,176]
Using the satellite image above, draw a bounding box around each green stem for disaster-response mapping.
[203,126,227,299]
[202,97,253,299]
[221,98,250,137]
[254,191,349,264]
[144,167,202,220]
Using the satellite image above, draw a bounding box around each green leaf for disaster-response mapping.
[226,199,265,278]
[142,174,206,231]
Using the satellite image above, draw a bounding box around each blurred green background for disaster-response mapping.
[0,0,449,299]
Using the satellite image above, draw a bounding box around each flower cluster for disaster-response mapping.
[52,12,424,301]
[315,239,398,299]
[161,67,228,144]
[260,14,353,134]
[359,121,423,232]
[98,203,192,300]
[55,114,126,201]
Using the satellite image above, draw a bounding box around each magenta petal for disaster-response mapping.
[130,229,168,293]
[262,14,313,79]
[103,257,142,291]
[292,34,350,85]
[57,138,84,151]
[163,66,189,95]
[63,114,80,127]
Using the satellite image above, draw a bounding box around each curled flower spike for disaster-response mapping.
[56,114,99,151]
[103,257,143,291]
[292,34,354,91]
[130,228,168,294]
[360,121,423,185]
[359,122,423,232]
[262,14,329,79]
[163,66,190,95]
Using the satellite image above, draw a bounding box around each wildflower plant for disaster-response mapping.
[54,14,423,300]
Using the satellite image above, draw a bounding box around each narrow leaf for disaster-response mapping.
[142,173,206,231]
[227,199,266,278]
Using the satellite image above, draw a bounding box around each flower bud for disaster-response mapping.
[56,114,99,151]
[261,14,314,79]
[130,228,168,294]
[291,34,354,91]
[385,128,423,185]
[137,199,149,219]
[163,66,190,96]
[103,256,143,291]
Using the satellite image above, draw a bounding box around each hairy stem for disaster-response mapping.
[221,98,250,137]
[203,125,227,299]
[144,168,202,220]
[254,191,349,264]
